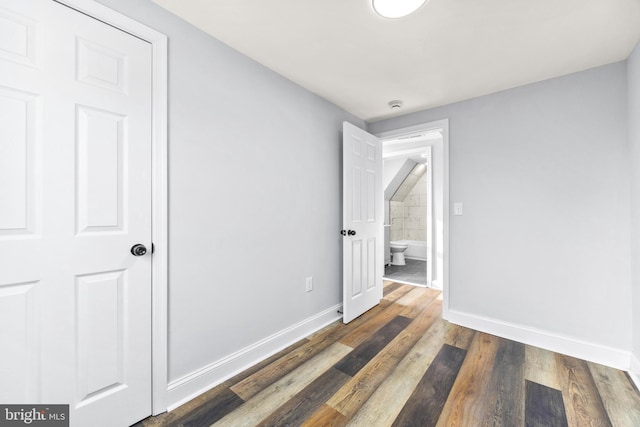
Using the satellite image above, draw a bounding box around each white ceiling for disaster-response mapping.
[152,0,640,122]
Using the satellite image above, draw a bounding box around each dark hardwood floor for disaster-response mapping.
[137,282,640,426]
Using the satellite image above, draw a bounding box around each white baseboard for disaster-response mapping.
[166,303,343,411]
[630,353,640,390]
[446,309,631,370]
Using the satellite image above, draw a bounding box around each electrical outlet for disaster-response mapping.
[305,276,313,292]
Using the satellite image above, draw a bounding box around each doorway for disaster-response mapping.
[383,146,431,286]
[376,120,449,296]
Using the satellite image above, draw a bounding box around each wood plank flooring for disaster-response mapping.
[137,282,640,427]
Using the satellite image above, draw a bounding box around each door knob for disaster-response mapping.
[131,244,147,256]
[348,230,356,236]
[340,230,347,236]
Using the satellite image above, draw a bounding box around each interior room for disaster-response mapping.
[2,0,640,425]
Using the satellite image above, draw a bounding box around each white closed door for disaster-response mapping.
[342,122,383,323]
[0,0,153,425]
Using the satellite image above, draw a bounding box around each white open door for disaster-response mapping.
[0,1,153,425]
[342,122,383,323]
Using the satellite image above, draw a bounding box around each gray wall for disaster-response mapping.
[629,42,640,363]
[94,0,363,383]
[369,63,632,350]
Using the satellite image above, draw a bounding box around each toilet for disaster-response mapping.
[389,241,409,266]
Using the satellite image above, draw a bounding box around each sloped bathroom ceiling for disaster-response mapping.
[391,163,427,202]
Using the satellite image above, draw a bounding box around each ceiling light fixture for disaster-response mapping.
[372,0,427,18]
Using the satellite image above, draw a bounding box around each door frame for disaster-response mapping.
[375,119,450,320]
[425,145,434,286]
[54,0,169,414]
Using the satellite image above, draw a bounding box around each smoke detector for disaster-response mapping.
[389,100,403,111]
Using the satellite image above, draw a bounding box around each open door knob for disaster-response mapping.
[131,244,147,256]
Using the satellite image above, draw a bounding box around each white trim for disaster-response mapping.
[447,309,632,370]
[630,354,640,391]
[382,146,430,159]
[382,277,429,288]
[166,304,343,411]
[54,0,169,415]
[375,119,450,318]
[425,145,433,286]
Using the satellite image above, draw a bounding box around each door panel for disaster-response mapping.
[0,1,153,425]
[0,87,40,236]
[0,7,38,68]
[342,122,383,323]
[76,105,126,233]
[75,270,126,403]
[0,281,39,402]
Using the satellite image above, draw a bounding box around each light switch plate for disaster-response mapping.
[453,202,463,216]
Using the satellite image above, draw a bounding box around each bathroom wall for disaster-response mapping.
[389,172,427,241]
[389,163,428,241]
[403,173,428,241]
[389,200,403,241]
[369,62,632,360]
